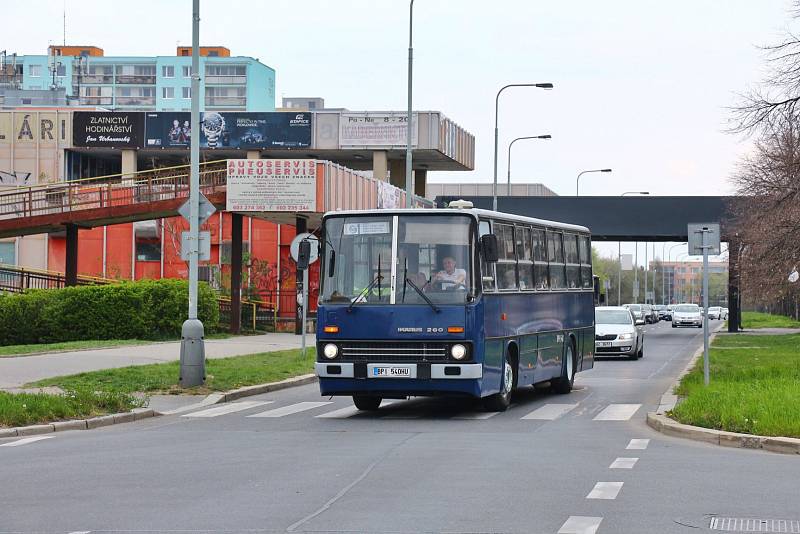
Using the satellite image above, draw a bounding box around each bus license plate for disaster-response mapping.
[596,341,612,347]
[371,365,414,378]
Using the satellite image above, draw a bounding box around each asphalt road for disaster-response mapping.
[1,320,798,534]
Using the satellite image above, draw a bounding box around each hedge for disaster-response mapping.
[0,279,219,346]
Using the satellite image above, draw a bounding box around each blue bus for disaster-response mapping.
[314,203,595,411]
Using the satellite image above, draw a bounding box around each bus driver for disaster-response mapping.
[432,256,467,288]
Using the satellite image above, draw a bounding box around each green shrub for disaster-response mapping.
[0,280,219,345]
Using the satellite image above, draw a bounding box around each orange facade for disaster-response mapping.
[176,46,230,57]
[49,45,104,57]
[46,213,319,318]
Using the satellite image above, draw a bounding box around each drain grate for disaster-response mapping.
[710,517,800,532]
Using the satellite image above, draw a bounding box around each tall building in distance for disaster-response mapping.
[7,45,275,111]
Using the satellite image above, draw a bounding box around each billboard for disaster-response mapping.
[340,112,417,147]
[73,112,144,148]
[144,112,312,149]
[226,159,317,212]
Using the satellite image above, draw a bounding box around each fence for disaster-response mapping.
[217,296,278,332]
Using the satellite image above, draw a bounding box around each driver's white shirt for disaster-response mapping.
[436,268,466,283]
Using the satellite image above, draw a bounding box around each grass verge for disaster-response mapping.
[670,333,800,438]
[740,311,800,329]
[0,389,144,428]
[29,348,316,396]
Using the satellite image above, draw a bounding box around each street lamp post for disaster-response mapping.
[507,134,551,193]
[576,168,612,196]
[668,242,686,304]
[492,82,553,211]
[405,0,414,206]
[619,192,649,305]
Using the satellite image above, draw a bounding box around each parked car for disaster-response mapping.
[623,303,646,325]
[595,306,644,360]
[707,306,723,320]
[721,307,729,320]
[672,303,703,328]
[641,304,658,324]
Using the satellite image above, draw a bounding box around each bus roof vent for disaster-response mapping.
[448,199,474,209]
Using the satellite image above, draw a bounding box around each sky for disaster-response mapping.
[4,0,793,264]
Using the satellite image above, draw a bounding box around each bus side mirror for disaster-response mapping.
[481,234,499,263]
[297,240,311,270]
[327,250,336,277]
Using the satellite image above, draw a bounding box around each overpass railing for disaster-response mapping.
[0,160,228,221]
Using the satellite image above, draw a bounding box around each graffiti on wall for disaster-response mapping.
[0,170,32,186]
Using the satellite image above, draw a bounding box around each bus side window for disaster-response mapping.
[532,228,549,290]
[479,220,496,292]
[547,230,566,289]
[565,233,580,289]
[579,235,593,289]
[495,223,517,290]
[517,226,533,290]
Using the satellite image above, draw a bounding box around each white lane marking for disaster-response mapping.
[453,411,500,420]
[593,403,641,421]
[609,457,639,469]
[586,481,624,500]
[248,401,333,418]
[626,438,650,450]
[558,516,603,534]
[521,403,578,420]
[182,400,272,418]
[0,435,54,447]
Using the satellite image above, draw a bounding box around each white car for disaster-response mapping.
[708,306,722,320]
[721,307,729,320]
[622,303,646,325]
[595,306,644,360]
[672,304,703,328]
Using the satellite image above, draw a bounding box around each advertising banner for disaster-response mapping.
[377,180,402,209]
[340,112,417,147]
[145,112,312,149]
[226,159,317,212]
[73,112,144,148]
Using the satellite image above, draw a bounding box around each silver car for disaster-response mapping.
[595,306,644,360]
[622,303,646,325]
[672,303,703,328]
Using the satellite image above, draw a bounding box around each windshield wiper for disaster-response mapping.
[347,254,383,313]
[400,259,439,313]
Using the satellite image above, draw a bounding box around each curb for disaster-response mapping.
[647,413,800,455]
[158,374,318,415]
[648,323,800,455]
[0,408,156,439]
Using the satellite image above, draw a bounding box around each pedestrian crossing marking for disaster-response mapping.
[248,401,333,418]
[626,438,650,450]
[521,403,578,420]
[609,457,638,469]
[558,516,603,534]
[315,406,362,419]
[452,411,500,420]
[586,481,623,500]
[0,436,54,447]
[182,400,272,418]
[593,403,641,421]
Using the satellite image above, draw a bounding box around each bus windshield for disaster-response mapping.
[322,214,473,305]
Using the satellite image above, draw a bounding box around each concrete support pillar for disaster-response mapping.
[373,150,388,182]
[414,169,427,198]
[727,235,741,332]
[230,213,243,334]
[295,216,307,335]
[121,150,137,184]
[389,159,406,190]
[65,224,78,287]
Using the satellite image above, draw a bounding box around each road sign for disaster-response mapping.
[290,233,319,264]
[181,231,211,261]
[178,192,216,226]
[633,281,639,299]
[688,223,720,256]
[620,254,633,271]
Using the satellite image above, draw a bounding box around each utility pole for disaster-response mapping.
[179,0,205,387]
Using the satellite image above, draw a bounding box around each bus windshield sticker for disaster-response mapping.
[342,221,390,236]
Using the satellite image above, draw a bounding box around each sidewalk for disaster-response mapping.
[0,333,315,390]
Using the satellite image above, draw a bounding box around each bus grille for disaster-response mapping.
[595,334,617,341]
[339,342,450,362]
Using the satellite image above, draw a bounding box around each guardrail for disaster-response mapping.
[0,263,113,292]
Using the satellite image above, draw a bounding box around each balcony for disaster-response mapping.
[75,74,114,84]
[80,96,114,106]
[205,96,247,107]
[115,75,156,85]
[115,96,155,106]
[205,75,247,85]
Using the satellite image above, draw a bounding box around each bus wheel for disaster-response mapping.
[553,341,576,394]
[352,396,382,411]
[483,358,515,412]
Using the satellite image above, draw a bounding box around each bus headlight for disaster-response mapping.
[323,343,339,359]
[451,344,467,360]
